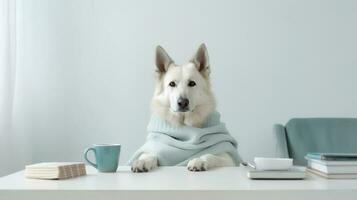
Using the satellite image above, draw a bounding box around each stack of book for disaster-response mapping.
[25,162,86,180]
[306,153,357,179]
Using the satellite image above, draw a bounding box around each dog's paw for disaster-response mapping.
[187,157,208,172]
[131,157,157,173]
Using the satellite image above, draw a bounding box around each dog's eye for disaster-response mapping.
[188,81,196,87]
[169,81,176,87]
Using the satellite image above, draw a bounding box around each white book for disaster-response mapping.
[308,160,357,174]
[25,162,86,180]
[307,168,357,179]
[305,157,357,166]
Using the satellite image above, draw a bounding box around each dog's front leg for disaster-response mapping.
[131,153,158,173]
[187,153,235,171]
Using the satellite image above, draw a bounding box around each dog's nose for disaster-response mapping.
[177,98,189,110]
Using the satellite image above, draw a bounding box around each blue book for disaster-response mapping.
[306,153,357,161]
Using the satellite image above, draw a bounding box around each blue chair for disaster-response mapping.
[274,118,357,165]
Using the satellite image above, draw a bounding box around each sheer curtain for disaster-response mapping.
[0,0,17,176]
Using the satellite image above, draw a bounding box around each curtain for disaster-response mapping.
[0,0,16,176]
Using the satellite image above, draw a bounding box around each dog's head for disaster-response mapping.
[151,44,215,126]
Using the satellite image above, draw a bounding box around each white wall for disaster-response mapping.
[7,0,357,175]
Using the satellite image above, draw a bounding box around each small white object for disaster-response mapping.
[254,157,293,171]
[247,166,306,179]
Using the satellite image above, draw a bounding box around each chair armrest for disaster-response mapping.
[273,124,289,158]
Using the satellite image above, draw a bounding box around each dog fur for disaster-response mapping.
[131,44,235,172]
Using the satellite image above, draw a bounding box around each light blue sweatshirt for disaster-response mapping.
[128,111,243,166]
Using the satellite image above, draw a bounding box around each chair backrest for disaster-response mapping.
[284,118,357,165]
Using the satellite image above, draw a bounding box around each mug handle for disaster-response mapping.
[84,147,97,168]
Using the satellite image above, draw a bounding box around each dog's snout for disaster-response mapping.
[177,98,189,110]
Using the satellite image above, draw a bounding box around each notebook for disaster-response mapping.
[305,157,357,166]
[305,153,357,179]
[307,168,357,179]
[25,162,86,180]
[306,153,357,161]
[307,159,357,174]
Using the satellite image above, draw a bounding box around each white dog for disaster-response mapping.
[131,44,237,172]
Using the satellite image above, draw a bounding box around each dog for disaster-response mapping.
[131,44,237,172]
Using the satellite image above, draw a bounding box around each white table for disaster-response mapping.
[1,166,357,200]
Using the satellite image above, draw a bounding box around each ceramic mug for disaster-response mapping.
[84,144,121,172]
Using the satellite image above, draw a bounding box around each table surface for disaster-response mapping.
[1,166,357,191]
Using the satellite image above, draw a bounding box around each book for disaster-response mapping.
[305,156,357,166]
[306,153,357,161]
[305,153,357,179]
[307,168,357,179]
[308,160,357,174]
[25,162,86,180]
[247,166,306,180]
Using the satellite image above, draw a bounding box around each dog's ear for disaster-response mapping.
[191,43,210,73]
[156,46,173,73]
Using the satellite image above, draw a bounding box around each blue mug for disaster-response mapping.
[84,144,121,172]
